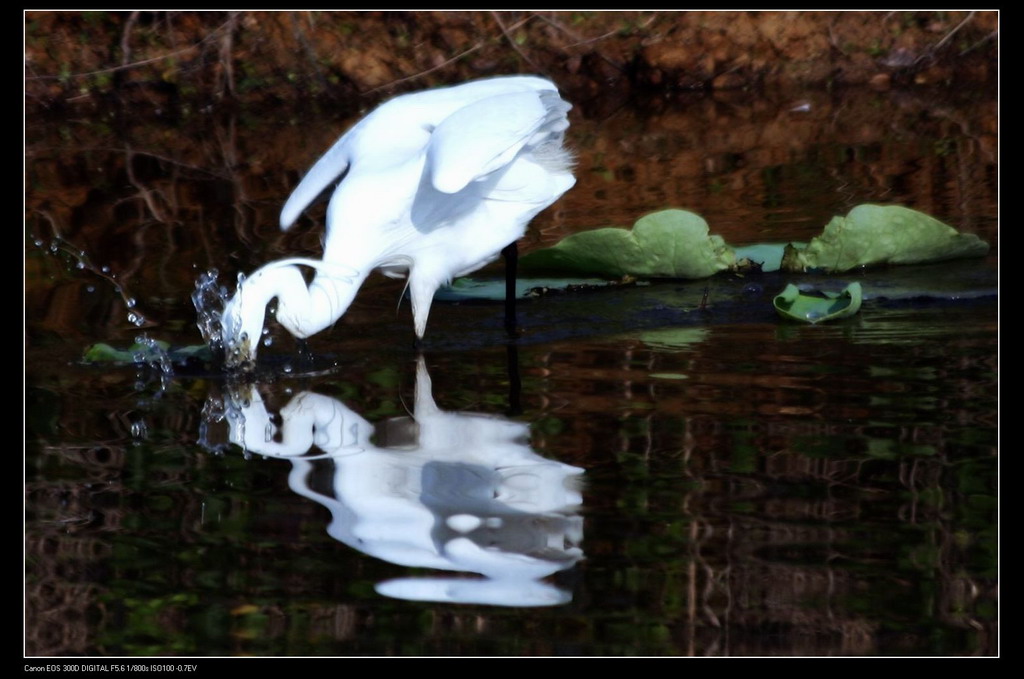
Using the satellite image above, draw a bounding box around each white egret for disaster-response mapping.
[220,75,576,367]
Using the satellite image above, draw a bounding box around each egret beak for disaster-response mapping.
[220,280,265,370]
[218,258,362,371]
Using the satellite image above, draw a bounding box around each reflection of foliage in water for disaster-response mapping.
[523,307,996,656]
[25,305,996,655]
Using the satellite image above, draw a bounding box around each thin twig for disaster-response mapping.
[827,15,849,56]
[26,14,238,81]
[124,145,170,223]
[363,42,486,95]
[360,17,543,95]
[26,144,229,179]
[932,11,976,52]
[120,11,139,66]
[217,11,239,97]
[535,13,617,49]
[960,29,998,56]
[491,11,540,69]
[290,11,329,91]
[533,12,625,72]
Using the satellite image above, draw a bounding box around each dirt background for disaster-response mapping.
[25,10,998,114]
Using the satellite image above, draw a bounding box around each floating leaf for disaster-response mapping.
[520,209,735,279]
[773,282,863,324]
[83,341,213,364]
[781,204,988,273]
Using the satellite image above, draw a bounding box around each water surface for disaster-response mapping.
[25,83,997,656]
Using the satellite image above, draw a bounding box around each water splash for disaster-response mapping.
[198,393,234,455]
[32,234,148,328]
[133,334,174,375]
[191,268,231,353]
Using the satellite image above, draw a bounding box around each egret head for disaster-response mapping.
[220,278,265,370]
[218,258,362,371]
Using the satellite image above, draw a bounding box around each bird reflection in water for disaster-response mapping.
[214,357,584,607]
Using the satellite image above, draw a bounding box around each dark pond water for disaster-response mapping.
[26,82,997,657]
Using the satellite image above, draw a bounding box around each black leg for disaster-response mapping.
[506,342,522,416]
[502,241,520,338]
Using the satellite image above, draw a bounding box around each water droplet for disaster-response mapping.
[33,239,43,247]
[130,420,148,439]
[76,261,85,269]
[125,297,136,308]
[86,285,95,292]
[262,337,273,347]
[128,312,145,327]
[101,266,110,274]
[283,364,293,374]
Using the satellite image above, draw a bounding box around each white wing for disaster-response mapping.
[279,125,359,230]
[280,77,567,229]
[426,89,571,195]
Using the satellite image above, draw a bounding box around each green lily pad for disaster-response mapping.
[773,282,863,324]
[780,204,989,273]
[83,341,214,364]
[520,209,735,279]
